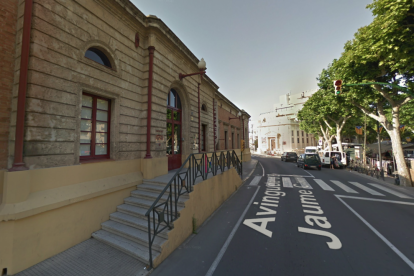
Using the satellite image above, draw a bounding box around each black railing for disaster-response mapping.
[145,150,242,268]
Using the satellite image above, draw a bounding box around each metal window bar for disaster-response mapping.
[145,150,242,268]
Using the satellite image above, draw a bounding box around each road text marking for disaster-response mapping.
[296,177,313,189]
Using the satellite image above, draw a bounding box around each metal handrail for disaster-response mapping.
[145,150,242,268]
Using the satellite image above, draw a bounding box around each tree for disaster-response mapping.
[329,0,414,186]
[298,90,336,151]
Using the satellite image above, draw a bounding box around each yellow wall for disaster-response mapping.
[153,168,242,267]
[0,159,143,274]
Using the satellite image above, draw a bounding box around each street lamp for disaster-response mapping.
[229,111,241,121]
[179,58,207,153]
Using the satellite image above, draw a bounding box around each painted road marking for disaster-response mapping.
[205,186,261,276]
[330,180,358,194]
[249,176,262,186]
[313,179,335,191]
[268,174,314,178]
[348,182,385,196]
[335,195,414,272]
[282,177,293,188]
[367,184,412,199]
[296,177,313,189]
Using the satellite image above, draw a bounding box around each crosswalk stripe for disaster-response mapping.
[282,177,293,188]
[330,180,358,193]
[249,176,262,186]
[296,177,312,189]
[313,179,335,191]
[348,182,385,196]
[368,184,412,199]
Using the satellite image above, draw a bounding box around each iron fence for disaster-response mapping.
[145,150,242,268]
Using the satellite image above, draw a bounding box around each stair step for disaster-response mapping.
[118,204,183,220]
[137,183,190,198]
[102,220,166,251]
[131,190,188,207]
[110,212,171,239]
[92,230,159,264]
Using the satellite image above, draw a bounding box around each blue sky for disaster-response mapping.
[131,0,374,121]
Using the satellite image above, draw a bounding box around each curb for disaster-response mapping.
[242,159,259,183]
[348,170,414,198]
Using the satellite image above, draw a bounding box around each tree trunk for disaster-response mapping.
[336,129,343,152]
[389,126,412,187]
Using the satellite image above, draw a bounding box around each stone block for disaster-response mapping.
[24,142,74,156]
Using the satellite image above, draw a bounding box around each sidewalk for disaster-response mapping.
[12,159,258,276]
[348,169,414,197]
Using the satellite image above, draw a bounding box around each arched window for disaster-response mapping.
[85,48,112,68]
[167,89,181,109]
[201,104,207,112]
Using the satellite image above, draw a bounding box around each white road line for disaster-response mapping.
[330,180,359,193]
[205,186,261,276]
[249,176,262,186]
[303,169,315,178]
[282,177,293,188]
[259,162,265,177]
[313,179,335,191]
[348,182,385,196]
[296,177,312,189]
[335,195,414,272]
[267,174,314,178]
[336,195,414,205]
[367,184,412,199]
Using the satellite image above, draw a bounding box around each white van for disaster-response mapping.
[305,146,318,154]
[318,151,347,167]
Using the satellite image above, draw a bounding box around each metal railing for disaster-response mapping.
[350,160,385,181]
[145,150,242,268]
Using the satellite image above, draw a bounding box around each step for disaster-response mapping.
[131,190,188,207]
[92,230,160,264]
[102,220,166,252]
[137,183,190,199]
[110,212,171,239]
[118,204,184,221]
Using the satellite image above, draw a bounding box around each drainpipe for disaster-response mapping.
[145,46,155,159]
[213,99,216,152]
[198,83,201,153]
[10,0,33,171]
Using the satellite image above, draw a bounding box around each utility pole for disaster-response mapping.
[363,113,367,167]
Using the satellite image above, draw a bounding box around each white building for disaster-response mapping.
[254,90,317,154]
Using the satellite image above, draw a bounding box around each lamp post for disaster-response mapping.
[229,111,242,174]
[179,58,206,153]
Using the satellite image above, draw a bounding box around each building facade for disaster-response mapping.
[0,0,250,274]
[254,90,317,154]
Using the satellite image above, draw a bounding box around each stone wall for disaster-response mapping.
[0,0,18,169]
[7,0,223,169]
[217,104,242,150]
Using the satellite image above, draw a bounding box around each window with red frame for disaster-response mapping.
[80,94,111,160]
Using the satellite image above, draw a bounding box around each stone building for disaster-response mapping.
[255,90,317,154]
[0,0,250,274]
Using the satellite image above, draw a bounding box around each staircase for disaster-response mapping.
[92,179,189,265]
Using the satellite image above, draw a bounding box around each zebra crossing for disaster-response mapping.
[279,176,413,199]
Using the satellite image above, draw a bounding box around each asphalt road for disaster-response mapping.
[152,155,414,276]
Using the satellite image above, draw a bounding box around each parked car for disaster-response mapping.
[297,153,322,170]
[281,152,298,162]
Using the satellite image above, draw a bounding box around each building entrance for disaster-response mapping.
[166,89,182,170]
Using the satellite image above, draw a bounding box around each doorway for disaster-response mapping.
[166,89,182,170]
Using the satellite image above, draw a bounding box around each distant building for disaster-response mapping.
[255,90,317,154]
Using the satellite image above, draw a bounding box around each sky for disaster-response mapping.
[131,0,374,121]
